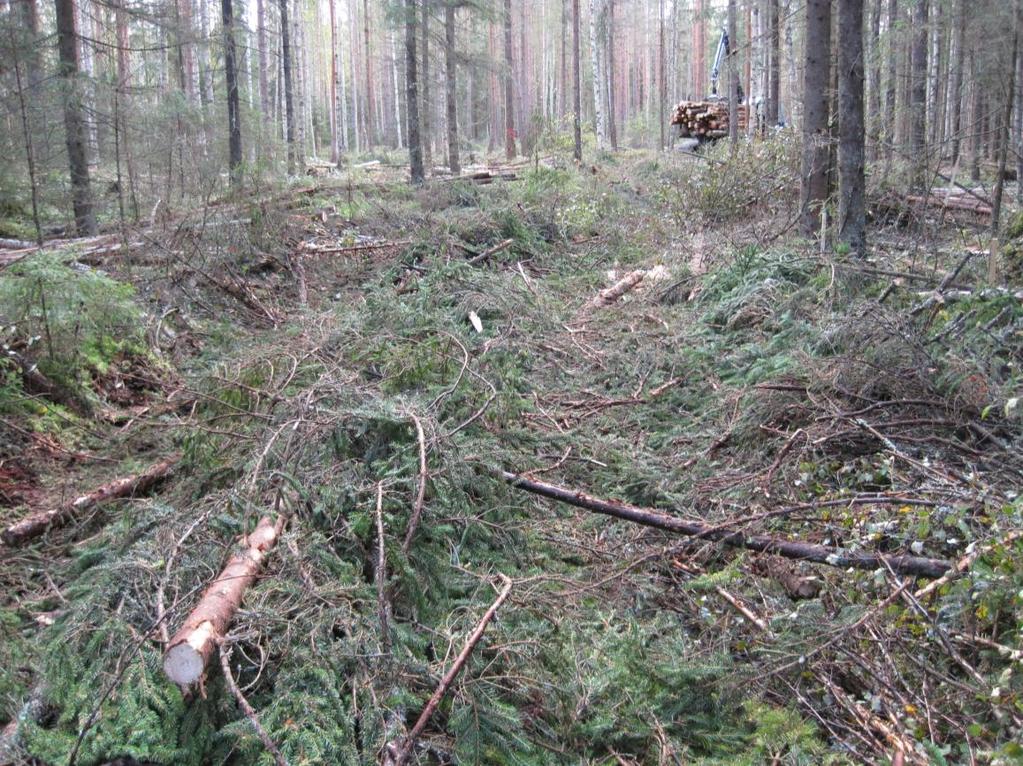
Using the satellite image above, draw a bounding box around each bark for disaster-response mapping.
[991,4,1019,236]
[727,0,739,148]
[503,0,517,158]
[163,516,285,685]
[800,0,832,239]
[766,0,780,125]
[406,0,425,184]
[868,0,882,159]
[421,0,432,168]
[257,0,270,117]
[55,0,97,235]
[589,269,646,306]
[364,0,375,145]
[885,0,899,161]
[910,0,928,188]
[573,0,582,160]
[444,1,460,174]
[222,0,242,187]
[659,0,666,149]
[839,0,867,255]
[2,457,178,547]
[608,0,619,150]
[502,471,953,578]
[384,575,513,766]
[969,52,981,181]
[949,0,965,164]
[280,0,297,173]
[590,0,606,148]
[329,0,339,163]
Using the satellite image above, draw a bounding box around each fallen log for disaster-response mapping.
[383,574,513,766]
[589,269,646,307]
[500,471,952,578]
[5,349,92,416]
[1,456,179,547]
[163,515,286,686]
[466,238,515,266]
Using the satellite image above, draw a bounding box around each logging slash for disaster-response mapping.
[163,515,286,686]
[501,471,953,578]
[1,456,179,547]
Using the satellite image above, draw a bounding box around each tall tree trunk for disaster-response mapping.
[350,0,362,152]
[910,0,928,188]
[608,0,619,150]
[885,0,899,162]
[280,0,296,173]
[839,0,866,254]
[991,4,1019,236]
[329,0,339,162]
[444,1,460,173]
[659,0,666,149]
[421,0,432,167]
[391,28,404,149]
[222,0,242,186]
[573,0,582,160]
[115,0,139,219]
[766,0,780,124]
[727,0,738,148]
[55,0,96,234]
[800,0,832,239]
[590,0,606,148]
[503,0,516,158]
[405,0,425,183]
[561,0,569,117]
[364,0,375,146]
[868,0,882,159]
[949,0,965,164]
[257,0,270,117]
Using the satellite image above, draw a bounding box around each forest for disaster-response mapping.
[1,0,1023,763]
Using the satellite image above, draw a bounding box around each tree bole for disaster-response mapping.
[163,515,285,686]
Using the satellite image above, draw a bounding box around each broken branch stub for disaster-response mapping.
[163,516,285,686]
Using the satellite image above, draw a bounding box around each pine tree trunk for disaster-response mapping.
[364,0,375,146]
[839,0,866,254]
[659,0,666,149]
[257,0,270,117]
[800,0,831,239]
[421,0,432,167]
[868,0,882,159]
[561,0,569,117]
[573,0,582,160]
[885,0,899,162]
[55,0,96,234]
[329,0,339,162]
[766,0,780,124]
[727,0,738,148]
[991,4,1019,235]
[590,0,606,148]
[949,0,965,164]
[608,0,619,150]
[222,0,242,186]
[503,0,517,158]
[115,0,139,219]
[444,1,460,173]
[405,0,425,183]
[910,0,928,187]
[280,0,296,173]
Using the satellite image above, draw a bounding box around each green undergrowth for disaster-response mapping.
[4,154,1022,764]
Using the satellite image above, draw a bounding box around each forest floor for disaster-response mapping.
[1,144,1022,766]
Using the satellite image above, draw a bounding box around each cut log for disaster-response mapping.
[589,269,646,307]
[1,456,179,547]
[671,100,748,139]
[163,515,285,686]
[500,471,952,578]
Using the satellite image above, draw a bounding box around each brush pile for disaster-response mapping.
[671,100,749,139]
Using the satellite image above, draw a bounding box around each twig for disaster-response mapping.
[375,482,392,654]
[401,415,429,554]
[385,575,513,766]
[219,644,288,766]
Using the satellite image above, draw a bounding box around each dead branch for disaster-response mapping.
[383,574,513,766]
[375,483,392,655]
[400,416,429,555]
[466,238,515,266]
[163,515,286,686]
[2,456,179,547]
[500,471,952,578]
[219,644,288,766]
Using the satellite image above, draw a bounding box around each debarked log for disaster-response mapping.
[163,515,286,686]
[500,471,952,578]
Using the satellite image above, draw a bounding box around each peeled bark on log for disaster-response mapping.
[589,269,646,307]
[163,515,285,686]
[2,456,179,546]
[501,471,952,578]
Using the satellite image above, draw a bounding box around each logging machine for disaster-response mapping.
[671,26,748,148]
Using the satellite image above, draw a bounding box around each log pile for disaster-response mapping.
[671,100,748,139]
[904,187,993,218]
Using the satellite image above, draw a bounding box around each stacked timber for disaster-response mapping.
[671,100,748,139]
